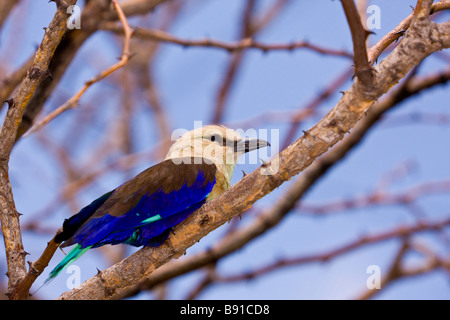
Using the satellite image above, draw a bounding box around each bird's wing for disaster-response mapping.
[92,198,207,248]
[55,190,114,244]
[60,157,216,248]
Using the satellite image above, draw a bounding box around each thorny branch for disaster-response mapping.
[57,2,450,299]
[100,21,353,58]
[195,218,450,296]
[0,0,77,295]
[0,0,449,300]
[25,0,134,137]
[115,58,450,299]
[340,0,374,84]
[368,0,450,64]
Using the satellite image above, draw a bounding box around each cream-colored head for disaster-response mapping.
[165,125,269,189]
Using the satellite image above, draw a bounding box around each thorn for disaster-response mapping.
[302,130,308,136]
[339,91,345,95]
[20,250,30,257]
[96,268,102,275]
[46,69,53,81]
[241,169,247,177]
[364,29,376,37]
[394,30,406,42]
[28,67,43,80]
[260,158,270,167]
[3,98,14,108]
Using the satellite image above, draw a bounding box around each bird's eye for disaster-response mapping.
[210,135,216,142]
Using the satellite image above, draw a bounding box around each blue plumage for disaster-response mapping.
[98,199,206,247]
[46,125,270,284]
[70,171,214,248]
[47,158,216,282]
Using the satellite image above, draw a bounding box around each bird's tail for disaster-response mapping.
[45,244,91,284]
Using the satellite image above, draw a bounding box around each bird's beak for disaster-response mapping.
[234,138,270,153]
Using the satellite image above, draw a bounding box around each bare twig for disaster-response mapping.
[211,0,256,124]
[413,0,435,19]
[211,0,292,124]
[356,238,450,300]
[299,179,450,215]
[25,0,134,136]
[215,218,450,284]
[100,22,353,57]
[340,0,374,84]
[57,14,450,299]
[0,56,33,113]
[114,39,450,300]
[9,229,63,300]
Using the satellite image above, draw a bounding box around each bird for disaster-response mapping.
[46,125,269,283]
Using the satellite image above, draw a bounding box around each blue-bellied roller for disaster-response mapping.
[47,125,269,282]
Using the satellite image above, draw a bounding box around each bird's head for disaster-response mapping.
[165,125,269,178]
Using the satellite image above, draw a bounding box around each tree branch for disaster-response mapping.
[56,10,450,299]
[356,237,450,300]
[8,229,62,300]
[367,0,450,64]
[15,0,170,141]
[0,0,20,31]
[100,21,353,57]
[0,57,33,112]
[215,218,450,284]
[117,62,450,299]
